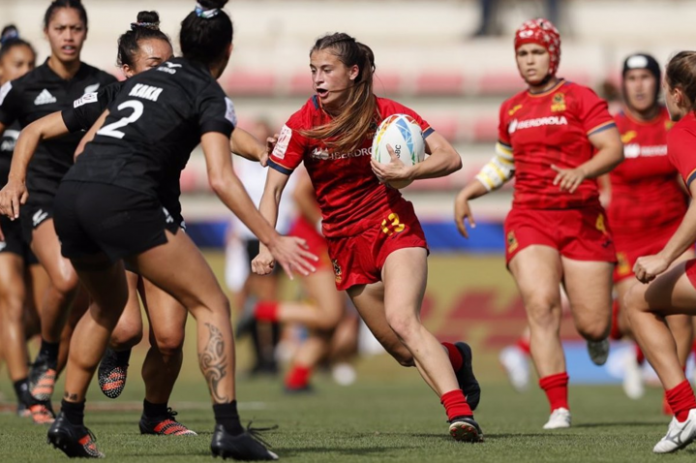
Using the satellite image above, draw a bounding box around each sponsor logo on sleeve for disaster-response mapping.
[73,92,98,108]
[224,97,237,126]
[273,125,292,159]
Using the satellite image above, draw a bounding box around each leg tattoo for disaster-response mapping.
[199,323,229,403]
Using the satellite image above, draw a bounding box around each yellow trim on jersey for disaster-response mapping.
[587,120,616,136]
[477,173,496,190]
[496,142,513,157]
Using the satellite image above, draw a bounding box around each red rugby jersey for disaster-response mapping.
[608,107,687,234]
[668,111,696,193]
[497,79,615,209]
[269,96,433,238]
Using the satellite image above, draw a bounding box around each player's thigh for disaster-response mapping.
[31,219,79,293]
[347,281,411,364]
[562,257,613,331]
[127,230,228,316]
[509,245,563,319]
[628,262,696,316]
[301,268,344,327]
[381,247,428,327]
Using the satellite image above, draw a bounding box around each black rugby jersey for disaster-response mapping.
[0,60,117,203]
[64,58,236,207]
[0,121,20,187]
[62,81,123,133]
[63,80,185,225]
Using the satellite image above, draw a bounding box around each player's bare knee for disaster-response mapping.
[154,332,185,357]
[385,313,420,343]
[52,271,80,297]
[578,320,609,342]
[526,300,559,330]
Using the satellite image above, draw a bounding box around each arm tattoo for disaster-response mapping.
[199,323,229,403]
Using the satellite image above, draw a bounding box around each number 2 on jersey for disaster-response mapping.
[97,100,144,139]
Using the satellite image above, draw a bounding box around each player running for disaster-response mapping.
[606,53,692,401]
[1,7,277,444]
[0,24,53,424]
[254,32,483,442]
[14,1,312,459]
[454,18,623,429]
[0,0,117,413]
[625,50,696,454]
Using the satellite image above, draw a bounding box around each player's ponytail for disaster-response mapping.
[302,33,379,155]
[44,0,88,30]
[0,25,36,63]
[666,51,696,112]
[180,0,233,67]
[117,11,170,69]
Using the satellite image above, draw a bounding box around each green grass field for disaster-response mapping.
[0,362,693,462]
[0,253,692,461]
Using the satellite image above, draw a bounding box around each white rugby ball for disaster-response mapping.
[371,114,425,189]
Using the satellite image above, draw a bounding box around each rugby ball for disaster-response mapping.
[371,114,425,189]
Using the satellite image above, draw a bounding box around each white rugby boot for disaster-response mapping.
[587,338,610,366]
[499,345,530,392]
[622,349,645,400]
[653,409,696,453]
[543,407,571,430]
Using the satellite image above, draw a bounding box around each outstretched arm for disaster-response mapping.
[201,132,316,278]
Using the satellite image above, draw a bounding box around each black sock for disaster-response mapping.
[143,399,168,418]
[61,399,85,427]
[13,378,29,403]
[38,339,60,370]
[213,401,244,435]
[115,349,132,366]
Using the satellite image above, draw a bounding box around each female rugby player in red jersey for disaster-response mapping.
[625,51,696,454]
[454,18,623,429]
[606,54,692,402]
[0,0,117,411]
[244,170,347,392]
[0,25,52,423]
[254,32,483,442]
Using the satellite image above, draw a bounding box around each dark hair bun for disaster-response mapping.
[198,0,229,9]
[134,11,160,30]
[137,11,160,25]
[1,25,19,41]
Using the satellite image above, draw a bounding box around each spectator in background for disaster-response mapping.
[472,0,560,37]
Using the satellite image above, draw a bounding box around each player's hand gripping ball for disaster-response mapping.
[371,114,425,189]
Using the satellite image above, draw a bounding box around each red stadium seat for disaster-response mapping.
[426,115,460,142]
[471,116,499,143]
[373,71,402,95]
[224,71,276,96]
[288,71,314,96]
[414,72,465,96]
[476,72,524,95]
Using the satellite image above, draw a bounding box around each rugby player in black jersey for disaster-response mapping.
[0,1,117,415]
[1,8,275,439]
[6,0,315,459]
[0,25,53,424]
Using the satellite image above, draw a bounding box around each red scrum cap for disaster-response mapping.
[514,18,561,77]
